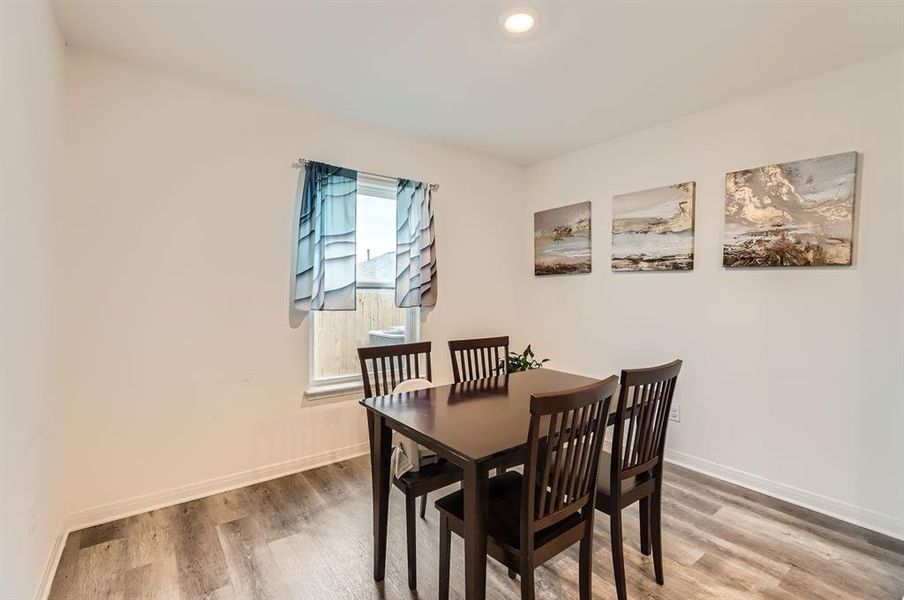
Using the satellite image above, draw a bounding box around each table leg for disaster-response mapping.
[367,411,392,581]
[462,461,488,600]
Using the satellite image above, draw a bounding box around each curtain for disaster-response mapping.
[294,161,357,311]
[395,179,437,308]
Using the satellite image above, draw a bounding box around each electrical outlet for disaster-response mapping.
[669,403,681,423]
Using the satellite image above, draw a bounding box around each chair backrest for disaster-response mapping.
[610,360,682,486]
[448,335,509,383]
[357,341,432,397]
[523,376,618,534]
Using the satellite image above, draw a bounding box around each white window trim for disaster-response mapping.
[357,172,397,200]
[302,378,364,403]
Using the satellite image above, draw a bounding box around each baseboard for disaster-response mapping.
[36,441,369,599]
[35,520,68,600]
[666,448,904,541]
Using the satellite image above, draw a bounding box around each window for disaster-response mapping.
[309,174,419,390]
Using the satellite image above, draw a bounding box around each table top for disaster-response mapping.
[360,368,613,464]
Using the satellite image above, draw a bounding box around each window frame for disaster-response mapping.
[305,174,421,399]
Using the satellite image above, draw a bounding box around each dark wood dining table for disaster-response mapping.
[360,368,622,600]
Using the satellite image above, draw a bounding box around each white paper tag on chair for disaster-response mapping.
[392,378,435,474]
[391,444,415,478]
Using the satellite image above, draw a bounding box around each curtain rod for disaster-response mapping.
[291,158,439,191]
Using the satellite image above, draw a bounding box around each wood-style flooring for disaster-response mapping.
[48,456,904,599]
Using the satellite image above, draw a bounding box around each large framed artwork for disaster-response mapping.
[534,201,591,276]
[723,152,857,267]
[612,182,695,271]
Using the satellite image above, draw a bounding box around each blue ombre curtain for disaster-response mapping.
[395,179,437,308]
[294,162,357,311]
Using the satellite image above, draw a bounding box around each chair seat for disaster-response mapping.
[596,451,651,497]
[435,471,583,551]
[394,458,462,495]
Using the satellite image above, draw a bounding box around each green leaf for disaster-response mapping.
[502,344,549,372]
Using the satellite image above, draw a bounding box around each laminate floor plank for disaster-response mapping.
[122,510,173,571]
[166,499,232,598]
[74,538,126,600]
[122,555,181,600]
[48,457,904,599]
[216,516,292,600]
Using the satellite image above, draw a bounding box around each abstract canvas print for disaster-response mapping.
[723,152,857,267]
[534,201,591,276]
[612,182,695,271]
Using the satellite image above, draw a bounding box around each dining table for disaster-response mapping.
[359,367,627,600]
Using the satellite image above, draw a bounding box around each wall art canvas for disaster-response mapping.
[723,151,857,267]
[612,182,695,271]
[534,201,591,276]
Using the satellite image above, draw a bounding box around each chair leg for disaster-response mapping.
[639,496,651,556]
[405,493,417,590]
[438,515,451,600]
[520,557,535,600]
[439,516,452,600]
[579,512,594,600]
[420,493,428,519]
[651,490,664,585]
[610,510,628,600]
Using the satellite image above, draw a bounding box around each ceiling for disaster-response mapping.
[51,1,904,164]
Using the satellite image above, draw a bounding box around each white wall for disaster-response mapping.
[0,1,67,597]
[522,51,904,537]
[60,50,526,517]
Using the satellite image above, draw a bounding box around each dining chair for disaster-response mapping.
[436,376,618,600]
[448,335,510,383]
[357,342,463,591]
[449,335,514,479]
[595,359,682,600]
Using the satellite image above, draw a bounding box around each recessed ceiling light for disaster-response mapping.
[501,7,539,35]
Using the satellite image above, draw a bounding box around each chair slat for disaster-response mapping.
[547,408,570,513]
[560,406,585,507]
[374,358,382,396]
[622,385,640,469]
[646,379,669,465]
[536,411,559,519]
[636,382,655,466]
[635,381,658,465]
[574,401,599,498]
[654,378,676,454]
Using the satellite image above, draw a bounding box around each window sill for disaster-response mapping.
[303,380,364,405]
